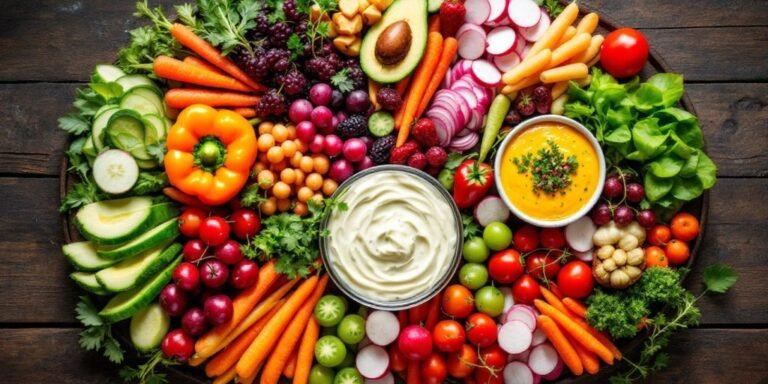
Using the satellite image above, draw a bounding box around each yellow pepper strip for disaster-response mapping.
[165,104,257,205]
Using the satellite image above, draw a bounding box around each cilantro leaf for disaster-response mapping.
[287,33,304,61]
[147,139,167,164]
[58,114,90,135]
[75,296,103,327]
[331,68,354,93]
[120,350,177,384]
[131,172,169,195]
[103,336,125,364]
[240,184,267,208]
[703,264,738,294]
[74,296,125,364]
[462,214,480,241]
[60,180,104,213]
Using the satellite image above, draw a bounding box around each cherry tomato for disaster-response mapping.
[512,275,540,305]
[514,224,540,253]
[178,208,206,238]
[601,27,650,78]
[230,259,259,290]
[161,329,194,362]
[446,344,477,379]
[465,313,497,347]
[199,216,230,246]
[525,252,561,281]
[442,284,474,319]
[182,239,206,262]
[433,320,466,353]
[389,344,408,372]
[172,262,200,291]
[230,208,261,240]
[556,260,595,299]
[421,353,448,384]
[540,227,566,249]
[474,345,506,384]
[648,224,672,246]
[665,239,691,264]
[488,249,524,284]
[645,246,669,268]
[670,212,700,242]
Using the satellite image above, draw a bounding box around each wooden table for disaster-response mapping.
[0,0,766,382]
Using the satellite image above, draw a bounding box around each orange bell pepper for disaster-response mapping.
[165,104,257,205]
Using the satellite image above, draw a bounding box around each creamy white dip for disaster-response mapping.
[326,170,459,302]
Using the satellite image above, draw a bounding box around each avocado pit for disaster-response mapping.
[375,20,412,66]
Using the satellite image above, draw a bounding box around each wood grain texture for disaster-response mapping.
[580,0,768,28]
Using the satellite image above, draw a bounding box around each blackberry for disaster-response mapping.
[376,88,402,111]
[242,55,268,81]
[283,0,301,21]
[254,89,287,117]
[369,136,396,164]
[248,14,269,39]
[336,114,368,139]
[347,65,366,90]
[270,22,292,47]
[281,70,307,96]
[273,57,290,72]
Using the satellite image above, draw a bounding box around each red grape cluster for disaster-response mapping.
[592,172,656,228]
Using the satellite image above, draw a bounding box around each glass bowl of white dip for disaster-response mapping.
[319,165,463,311]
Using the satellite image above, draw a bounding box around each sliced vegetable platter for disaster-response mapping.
[57,1,734,383]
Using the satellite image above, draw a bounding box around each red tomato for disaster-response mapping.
[422,353,448,384]
[648,224,672,246]
[512,275,540,305]
[474,345,506,384]
[670,212,700,242]
[513,224,540,253]
[388,344,408,372]
[540,227,566,249]
[199,216,230,246]
[488,249,524,284]
[557,261,595,299]
[230,208,261,240]
[442,285,475,319]
[601,28,650,78]
[665,239,691,264]
[645,246,669,268]
[433,320,466,353]
[525,252,561,281]
[465,313,497,347]
[178,208,206,238]
[447,344,477,379]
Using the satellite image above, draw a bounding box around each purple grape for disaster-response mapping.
[288,99,313,124]
[626,183,645,203]
[181,308,208,337]
[295,121,316,143]
[331,116,340,130]
[310,83,333,106]
[159,284,189,317]
[335,111,348,123]
[345,90,370,114]
[329,159,354,182]
[356,156,375,171]
[603,176,624,200]
[359,136,374,151]
[614,205,634,226]
[637,209,657,228]
[311,106,333,129]
[591,202,612,226]
[330,90,345,110]
[342,138,367,162]
[324,135,343,157]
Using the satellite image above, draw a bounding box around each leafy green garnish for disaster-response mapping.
[76,296,124,364]
[462,214,481,241]
[131,172,169,195]
[118,1,184,75]
[513,139,579,195]
[331,68,354,93]
[703,264,739,294]
[537,0,564,17]
[147,139,167,164]
[197,0,263,55]
[119,350,178,384]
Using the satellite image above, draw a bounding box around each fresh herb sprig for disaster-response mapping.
[514,139,579,195]
[119,350,179,384]
[76,296,124,364]
[196,0,263,55]
[118,1,186,75]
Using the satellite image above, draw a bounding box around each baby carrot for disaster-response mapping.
[567,333,601,374]
[282,347,298,379]
[154,55,254,93]
[416,37,459,118]
[293,317,320,384]
[537,315,583,375]
[233,107,257,118]
[540,286,570,315]
[183,55,226,76]
[563,297,588,319]
[534,299,614,365]
[212,365,237,384]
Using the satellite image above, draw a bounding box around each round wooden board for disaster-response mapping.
[59,5,709,383]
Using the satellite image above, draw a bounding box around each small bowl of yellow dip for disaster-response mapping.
[494,115,605,227]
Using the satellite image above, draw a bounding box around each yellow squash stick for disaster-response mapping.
[576,13,599,35]
[573,35,605,64]
[502,75,542,95]
[555,26,577,48]
[503,49,552,85]
[525,2,580,58]
[550,33,592,67]
[552,81,570,100]
[541,63,589,84]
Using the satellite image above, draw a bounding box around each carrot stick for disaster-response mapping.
[163,187,211,210]
[212,365,237,384]
[428,14,441,33]
[261,275,329,384]
[195,260,282,357]
[407,361,421,384]
[563,297,588,319]
[394,75,412,98]
[416,37,458,118]
[540,286,570,315]
[183,55,227,76]
[234,107,257,118]
[165,88,261,109]
[397,32,444,146]
[570,315,622,361]
[237,361,264,384]
[537,315,583,375]
[236,275,320,378]
[293,317,320,384]
[205,301,284,377]
[424,292,443,330]
[568,333,601,375]
[282,346,298,379]
[408,301,430,325]
[154,55,254,93]
[534,299,614,365]
[170,23,266,92]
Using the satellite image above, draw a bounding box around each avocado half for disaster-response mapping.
[360,0,428,84]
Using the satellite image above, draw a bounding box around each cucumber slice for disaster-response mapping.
[92,107,119,151]
[82,136,97,163]
[92,65,126,83]
[115,75,160,94]
[428,0,444,13]
[75,197,179,245]
[120,87,164,116]
[97,219,179,261]
[63,241,119,271]
[99,255,182,323]
[142,114,167,145]
[70,271,110,295]
[96,242,180,293]
[136,159,160,170]
[368,111,395,137]
[93,149,139,195]
[106,109,151,160]
[130,303,170,353]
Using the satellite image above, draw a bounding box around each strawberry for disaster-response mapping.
[390,141,420,164]
[440,0,466,37]
[425,146,448,168]
[412,118,439,147]
[516,91,535,116]
[407,152,428,170]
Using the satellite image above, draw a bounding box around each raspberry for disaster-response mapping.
[412,118,439,147]
[254,89,287,117]
[389,146,412,165]
[376,88,402,111]
[369,136,395,164]
[407,152,428,170]
[425,146,448,168]
[426,166,442,177]
[401,141,420,156]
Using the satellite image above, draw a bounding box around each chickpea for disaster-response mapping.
[306,173,323,191]
[313,154,330,175]
[299,156,315,173]
[272,181,292,200]
[280,168,297,184]
[293,201,309,216]
[258,134,275,152]
[260,197,277,215]
[272,124,289,143]
[257,170,275,189]
[322,179,338,196]
[267,146,285,164]
[281,140,297,158]
[258,121,274,135]
[297,186,313,202]
[276,198,292,212]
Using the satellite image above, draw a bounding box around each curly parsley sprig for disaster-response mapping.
[76,296,124,364]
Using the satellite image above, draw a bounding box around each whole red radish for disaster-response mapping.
[398,325,433,361]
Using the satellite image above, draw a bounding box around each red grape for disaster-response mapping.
[288,99,313,123]
[161,329,194,362]
[637,209,657,228]
[230,208,261,240]
[355,156,375,171]
[204,294,234,326]
[324,134,343,157]
[626,182,645,203]
[199,217,230,246]
[309,134,325,153]
[603,175,624,199]
[200,259,229,288]
[159,284,189,316]
[311,106,333,129]
[342,138,367,162]
[172,262,200,291]
[231,259,259,290]
[309,83,333,106]
[345,90,370,114]
[214,240,244,265]
[181,307,209,337]
[591,203,613,226]
[614,205,634,226]
[329,159,354,182]
[183,239,206,262]
[295,121,316,143]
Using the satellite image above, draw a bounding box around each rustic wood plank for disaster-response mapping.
[580,0,768,28]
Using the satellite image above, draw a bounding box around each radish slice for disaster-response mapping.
[494,50,522,72]
[521,42,532,58]
[365,311,400,346]
[427,111,453,146]
[356,345,390,379]
[486,0,508,24]
[504,362,534,384]
[509,349,531,362]
[505,307,537,330]
[474,195,511,227]
[457,25,487,60]
[453,87,479,111]
[531,327,547,346]
[486,26,518,56]
[470,60,502,87]
[449,132,479,151]
[528,343,559,376]
[365,372,395,384]
[519,8,551,42]
[498,320,533,354]
[427,108,457,139]
[533,374,542,384]
[574,249,594,262]
[93,149,139,194]
[507,0,542,28]
[456,127,473,137]
[565,215,598,252]
[542,357,564,381]
[464,0,492,25]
